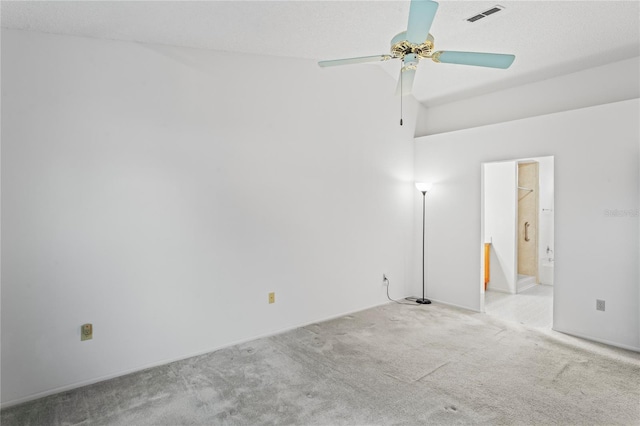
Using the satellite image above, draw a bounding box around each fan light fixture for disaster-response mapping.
[318,0,516,98]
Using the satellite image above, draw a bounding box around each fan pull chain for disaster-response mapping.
[400,61,403,126]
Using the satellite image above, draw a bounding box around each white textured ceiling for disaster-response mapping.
[2,1,639,106]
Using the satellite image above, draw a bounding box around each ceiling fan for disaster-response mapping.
[318,0,515,97]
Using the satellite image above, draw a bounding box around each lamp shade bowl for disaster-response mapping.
[415,182,433,193]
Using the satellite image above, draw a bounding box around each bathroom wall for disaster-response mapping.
[483,161,516,293]
[517,162,539,278]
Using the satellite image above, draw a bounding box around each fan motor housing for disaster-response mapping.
[390,31,435,59]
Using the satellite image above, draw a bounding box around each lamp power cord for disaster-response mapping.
[385,276,418,305]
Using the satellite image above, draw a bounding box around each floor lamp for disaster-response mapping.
[415,182,432,305]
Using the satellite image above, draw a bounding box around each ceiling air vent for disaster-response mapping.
[466,5,505,23]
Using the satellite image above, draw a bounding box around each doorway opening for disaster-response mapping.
[481,156,554,329]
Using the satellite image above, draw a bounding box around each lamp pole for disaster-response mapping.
[415,183,432,305]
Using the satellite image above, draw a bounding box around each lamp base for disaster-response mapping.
[415,298,431,304]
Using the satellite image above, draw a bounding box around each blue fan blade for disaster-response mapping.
[406,0,439,44]
[435,51,515,69]
[396,68,416,96]
[396,56,418,96]
[318,54,392,68]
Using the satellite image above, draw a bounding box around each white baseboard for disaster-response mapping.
[517,281,537,293]
[552,326,640,353]
[486,287,513,294]
[423,297,482,313]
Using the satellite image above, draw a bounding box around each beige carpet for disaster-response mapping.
[2,302,639,425]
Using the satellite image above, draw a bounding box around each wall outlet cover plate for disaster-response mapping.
[81,323,93,341]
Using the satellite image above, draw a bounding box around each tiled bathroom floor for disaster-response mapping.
[484,284,553,329]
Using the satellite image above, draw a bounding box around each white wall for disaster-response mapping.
[483,161,516,294]
[0,29,420,405]
[537,156,555,283]
[414,98,639,350]
[415,57,640,136]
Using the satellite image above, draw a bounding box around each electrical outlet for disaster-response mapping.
[81,323,93,341]
[596,299,605,311]
[382,274,389,286]
[268,292,275,304]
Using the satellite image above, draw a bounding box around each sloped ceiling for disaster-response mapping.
[2,1,639,107]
